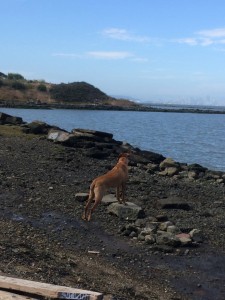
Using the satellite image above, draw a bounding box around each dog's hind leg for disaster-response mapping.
[116,186,123,203]
[82,184,95,220]
[87,187,104,221]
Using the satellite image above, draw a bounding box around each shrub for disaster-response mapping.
[8,73,25,80]
[37,84,47,92]
[11,81,27,90]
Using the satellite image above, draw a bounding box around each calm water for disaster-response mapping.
[1,107,225,172]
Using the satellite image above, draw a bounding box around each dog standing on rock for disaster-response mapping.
[82,153,130,221]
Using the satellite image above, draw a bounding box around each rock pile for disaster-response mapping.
[119,217,204,252]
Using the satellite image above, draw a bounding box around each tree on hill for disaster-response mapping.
[8,73,25,80]
[49,81,109,102]
[0,72,7,78]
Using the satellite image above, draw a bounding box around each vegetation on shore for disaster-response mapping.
[0,72,137,108]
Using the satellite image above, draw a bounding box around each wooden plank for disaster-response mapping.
[0,276,103,300]
[0,290,37,300]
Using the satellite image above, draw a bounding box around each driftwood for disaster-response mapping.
[0,276,103,300]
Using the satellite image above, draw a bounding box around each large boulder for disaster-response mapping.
[0,112,23,125]
[188,163,207,173]
[48,129,70,143]
[72,128,113,140]
[48,129,117,153]
[25,121,52,134]
[107,202,145,221]
[131,150,165,165]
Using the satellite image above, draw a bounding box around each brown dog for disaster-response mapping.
[82,153,130,221]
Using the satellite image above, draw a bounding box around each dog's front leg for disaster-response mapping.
[116,186,123,204]
[121,183,127,204]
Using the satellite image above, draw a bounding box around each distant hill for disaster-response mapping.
[49,81,109,103]
[0,72,137,108]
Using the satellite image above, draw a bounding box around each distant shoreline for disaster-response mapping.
[1,102,225,114]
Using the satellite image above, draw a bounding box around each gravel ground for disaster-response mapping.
[1,126,225,300]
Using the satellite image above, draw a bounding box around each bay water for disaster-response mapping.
[1,107,225,172]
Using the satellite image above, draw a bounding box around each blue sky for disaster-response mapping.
[1,0,225,105]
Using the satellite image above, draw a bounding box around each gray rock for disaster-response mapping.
[159,221,174,231]
[145,234,156,244]
[176,233,192,246]
[138,232,146,241]
[75,193,89,202]
[155,215,168,222]
[160,158,180,170]
[130,231,138,238]
[131,151,165,165]
[188,171,198,180]
[189,229,204,243]
[146,163,159,173]
[145,222,159,233]
[72,128,113,140]
[107,202,145,221]
[139,227,156,238]
[157,197,191,210]
[166,167,180,176]
[158,170,168,176]
[156,231,181,247]
[188,163,207,173]
[26,121,52,134]
[167,225,181,235]
[0,112,23,125]
[102,194,118,206]
[135,218,147,228]
[47,129,70,142]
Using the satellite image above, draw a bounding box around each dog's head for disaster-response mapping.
[118,152,130,164]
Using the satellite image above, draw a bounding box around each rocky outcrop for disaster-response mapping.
[23,121,54,134]
[0,112,23,125]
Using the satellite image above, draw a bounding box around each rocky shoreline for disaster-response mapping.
[1,111,225,299]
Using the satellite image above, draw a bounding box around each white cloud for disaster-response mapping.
[176,38,198,46]
[52,51,148,62]
[131,57,149,62]
[176,27,225,47]
[197,28,225,38]
[102,28,150,42]
[52,53,83,58]
[86,51,133,59]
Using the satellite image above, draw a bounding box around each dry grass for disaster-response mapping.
[0,125,37,138]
